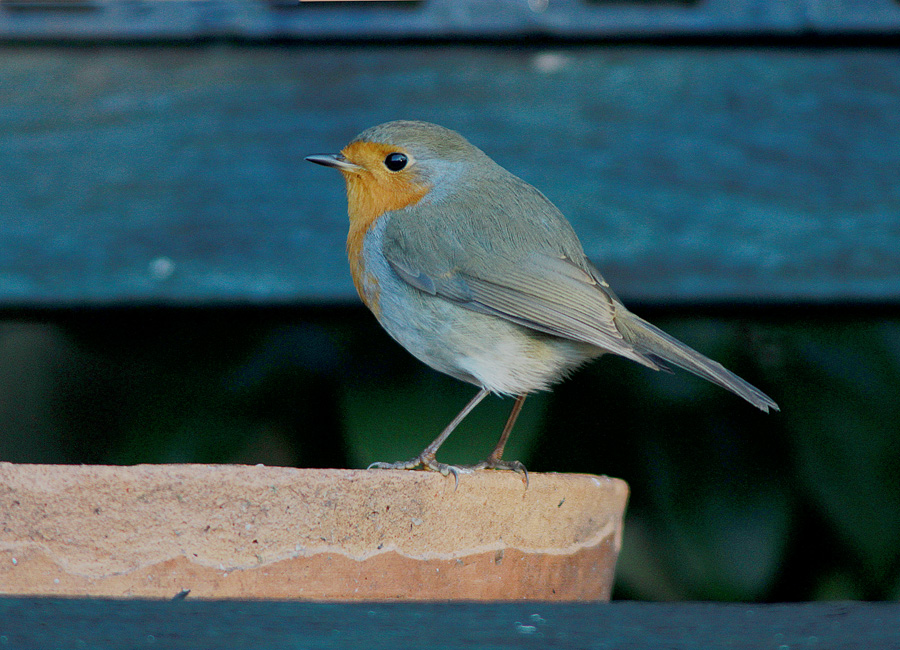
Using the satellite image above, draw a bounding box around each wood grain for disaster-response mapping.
[1,45,898,306]
[0,599,898,649]
[0,0,899,40]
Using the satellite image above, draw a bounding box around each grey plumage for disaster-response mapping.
[376,121,777,412]
[307,119,777,477]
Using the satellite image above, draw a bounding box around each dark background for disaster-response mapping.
[1,0,899,603]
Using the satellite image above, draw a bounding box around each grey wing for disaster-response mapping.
[387,249,661,370]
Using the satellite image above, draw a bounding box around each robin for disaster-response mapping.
[307,120,778,481]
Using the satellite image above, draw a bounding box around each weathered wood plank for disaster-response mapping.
[1,45,898,307]
[1,599,898,649]
[0,0,899,40]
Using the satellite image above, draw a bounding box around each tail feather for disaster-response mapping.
[615,310,779,413]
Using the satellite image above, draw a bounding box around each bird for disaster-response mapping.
[306,120,778,481]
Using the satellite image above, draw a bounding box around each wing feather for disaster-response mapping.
[378,169,658,369]
[387,251,659,370]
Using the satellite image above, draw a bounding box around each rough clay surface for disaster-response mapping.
[0,463,628,600]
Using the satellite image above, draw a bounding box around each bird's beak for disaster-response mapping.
[305,153,362,172]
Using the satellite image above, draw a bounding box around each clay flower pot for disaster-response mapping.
[0,463,627,600]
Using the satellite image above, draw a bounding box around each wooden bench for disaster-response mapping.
[1,1,898,308]
[1,2,898,646]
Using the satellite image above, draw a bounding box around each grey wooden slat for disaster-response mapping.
[1,45,898,307]
[1,598,899,649]
[0,0,899,41]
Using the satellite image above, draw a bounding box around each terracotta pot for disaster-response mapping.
[0,463,627,601]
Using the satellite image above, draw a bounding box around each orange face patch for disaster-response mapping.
[339,141,430,311]
[340,141,430,225]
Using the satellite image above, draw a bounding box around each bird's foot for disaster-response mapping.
[470,457,529,488]
[367,458,423,471]
[367,455,473,489]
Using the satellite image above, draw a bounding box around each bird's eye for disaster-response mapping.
[384,153,408,172]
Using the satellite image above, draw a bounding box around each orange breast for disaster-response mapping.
[340,141,430,316]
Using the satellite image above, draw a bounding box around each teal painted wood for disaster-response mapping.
[0,0,899,40]
[1,45,898,307]
[0,599,899,649]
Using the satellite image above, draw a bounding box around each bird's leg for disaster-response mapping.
[471,394,529,485]
[368,387,491,484]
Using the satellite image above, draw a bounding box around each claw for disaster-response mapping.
[367,455,471,489]
[367,459,421,471]
[421,458,473,491]
[471,458,529,489]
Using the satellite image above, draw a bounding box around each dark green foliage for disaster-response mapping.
[0,309,897,601]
